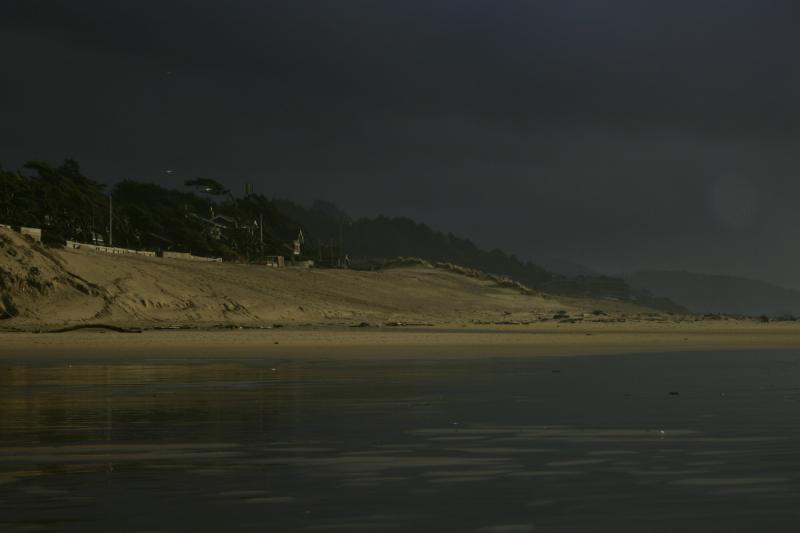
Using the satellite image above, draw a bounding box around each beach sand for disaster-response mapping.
[3,321,800,360]
[0,226,657,331]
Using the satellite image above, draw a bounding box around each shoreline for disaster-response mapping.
[3,321,800,360]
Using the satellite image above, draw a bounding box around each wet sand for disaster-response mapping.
[3,323,800,532]
[2,347,800,531]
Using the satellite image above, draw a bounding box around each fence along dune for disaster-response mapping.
[64,240,222,261]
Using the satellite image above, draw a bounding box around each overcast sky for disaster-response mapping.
[2,1,800,286]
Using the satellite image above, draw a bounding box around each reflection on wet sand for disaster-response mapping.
[2,351,800,531]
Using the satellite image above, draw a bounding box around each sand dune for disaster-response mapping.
[0,227,647,330]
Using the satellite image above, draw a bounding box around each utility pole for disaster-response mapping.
[338,219,343,267]
[108,195,113,247]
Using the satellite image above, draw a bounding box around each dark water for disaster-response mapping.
[2,350,800,532]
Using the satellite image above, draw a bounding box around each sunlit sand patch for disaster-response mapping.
[671,477,788,487]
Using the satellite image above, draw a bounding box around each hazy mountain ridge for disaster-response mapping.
[627,270,800,316]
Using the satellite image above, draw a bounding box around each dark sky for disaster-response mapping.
[3,1,800,286]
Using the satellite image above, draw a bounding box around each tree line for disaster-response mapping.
[0,160,300,260]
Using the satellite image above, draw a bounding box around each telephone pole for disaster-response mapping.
[338,219,343,267]
[108,195,113,247]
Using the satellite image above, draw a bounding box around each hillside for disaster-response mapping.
[628,270,800,316]
[0,227,659,330]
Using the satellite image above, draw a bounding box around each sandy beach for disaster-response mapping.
[4,321,800,360]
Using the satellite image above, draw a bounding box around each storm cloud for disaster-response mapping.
[2,1,800,285]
